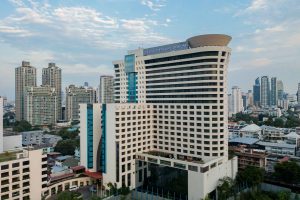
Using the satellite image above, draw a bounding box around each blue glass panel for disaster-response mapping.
[124,54,135,73]
[143,42,189,56]
[100,104,106,173]
[87,104,93,169]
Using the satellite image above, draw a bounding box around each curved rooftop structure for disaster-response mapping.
[187,34,232,48]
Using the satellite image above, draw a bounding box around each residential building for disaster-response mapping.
[80,34,238,199]
[253,77,260,106]
[230,146,267,170]
[270,77,277,106]
[0,97,3,153]
[24,86,58,126]
[260,76,270,107]
[98,75,114,104]
[22,130,62,147]
[277,80,284,101]
[0,148,48,200]
[42,63,62,121]
[257,141,296,156]
[15,61,37,121]
[231,86,243,114]
[65,85,95,121]
[261,125,286,142]
[247,90,254,106]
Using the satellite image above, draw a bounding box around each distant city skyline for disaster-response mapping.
[0,0,300,99]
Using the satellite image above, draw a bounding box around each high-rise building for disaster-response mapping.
[261,76,270,107]
[24,86,58,126]
[80,34,237,199]
[297,83,300,103]
[98,75,114,104]
[253,77,260,106]
[270,77,277,106]
[247,90,254,106]
[65,85,95,121]
[277,80,284,101]
[0,148,48,199]
[42,63,62,121]
[231,86,243,114]
[15,61,37,121]
[84,82,89,87]
[0,97,3,153]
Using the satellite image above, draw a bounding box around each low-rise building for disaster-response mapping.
[239,124,262,139]
[230,145,267,170]
[261,125,286,142]
[257,141,297,156]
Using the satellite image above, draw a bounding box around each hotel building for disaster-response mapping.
[80,34,238,199]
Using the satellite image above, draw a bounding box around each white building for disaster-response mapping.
[80,34,237,199]
[230,86,243,115]
[98,75,114,104]
[0,148,48,200]
[239,124,262,139]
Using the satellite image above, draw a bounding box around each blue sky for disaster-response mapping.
[0,0,300,100]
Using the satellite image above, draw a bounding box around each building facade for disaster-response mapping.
[80,34,237,199]
[42,63,62,121]
[270,77,277,106]
[24,86,58,126]
[260,76,270,107]
[98,75,114,104]
[230,86,243,115]
[65,85,95,121]
[0,148,48,200]
[15,61,37,121]
[253,77,260,106]
[297,83,300,103]
[277,80,284,101]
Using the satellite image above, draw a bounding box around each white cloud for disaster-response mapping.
[141,0,166,11]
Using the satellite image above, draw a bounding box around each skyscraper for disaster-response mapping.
[98,75,114,103]
[80,34,237,199]
[15,61,37,121]
[247,90,254,106]
[231,86,243,114]
[270,77,277,106]
[277,80,284,101]
[24,86,58,126]
[42,63,62,121]
[253,77,260,106]
[261,76,270,107]
[65,85,95,121]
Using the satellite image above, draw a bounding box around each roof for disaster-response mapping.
[240,124,261,132]
[285,132,300,139]
[187,34,232,48]
[56,155,72,161]
[85,171,102,179]
[62,157,79,168]
[257,141,296,149]
[71,165,85,171]
[50,173,74,182]
[51,166,65,173]
[229,137,260,145]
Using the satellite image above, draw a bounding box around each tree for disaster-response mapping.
[57,191,82,200]
[277,191,291,200]
[54,139,78,155]
[274,161,300,184]
[13,120,32,132]
[273,118,285,128]
[217,177,234,200]
[236,166,264,188]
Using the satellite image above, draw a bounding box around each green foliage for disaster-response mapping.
[233,113,259,124]
[217,177,234,200]
[236,166,264,187]
[54,139,78,155]
[57,191,82,200]
[13,120,32,132]
[56,128,78,140]
[274,161,300,184]
[239,190,272,200]
[277,191,291,200]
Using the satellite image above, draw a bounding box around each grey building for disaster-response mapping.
[277,80,284,101]
[261,76,270,107]
[42,63,62,121]
[15,61,37,121]
[65,85,95,121]
[270,77,277,106]
[253,77,260,106]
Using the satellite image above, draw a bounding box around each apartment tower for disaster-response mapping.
[98,75,114,104]
[261,76,270,107]
[15,61,36,121]
[42,63,62,121]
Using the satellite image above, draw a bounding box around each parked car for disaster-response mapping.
[69,185,78,191]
